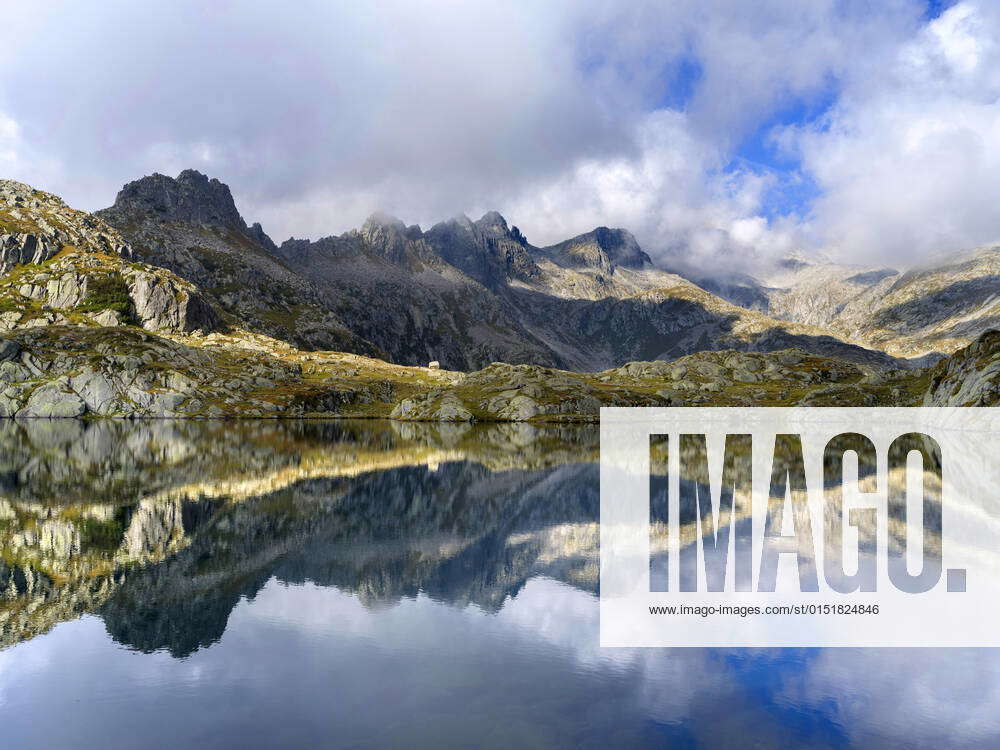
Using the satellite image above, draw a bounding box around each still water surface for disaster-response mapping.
[0,419,996,748]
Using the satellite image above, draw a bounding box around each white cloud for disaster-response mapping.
[790,1,1000,263]
[4,0,998,271]
[0,113,19,168]
[501,109,801,267]
[782,648,1000,748]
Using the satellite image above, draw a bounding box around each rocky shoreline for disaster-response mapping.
[0,324,993,422]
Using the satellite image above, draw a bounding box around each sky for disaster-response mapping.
[2,0,998,271]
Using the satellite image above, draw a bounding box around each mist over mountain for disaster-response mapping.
[95,169,917,372]
[94,168,1000,367]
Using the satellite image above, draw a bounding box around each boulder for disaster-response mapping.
[127,272,221,333]
[69,371,120,415]
[693,361,724,377]
[391,391,474,422]
[91,309,124,327]
[492,394,541,421]
[776,350,806,366]
[19,380,87,418]
[433,394,475,422]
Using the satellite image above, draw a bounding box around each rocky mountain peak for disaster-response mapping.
[102,170,247,233]
[246,222,277,253]
[1,179,133,272]
[98,169,279,256]
[424,211,540,286]
[360,212,413,261]
[546,227,651,273]
[475,210,528,246]
[362,211,407,234]
[589,227,650,268]
[475,210,508,232]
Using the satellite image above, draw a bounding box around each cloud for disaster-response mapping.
[782,647,1000,748]
[788,2,1000,263]
[502,109,802,267]
[2,0,993,270]
[0,0,626,236]
[0,113,19,169]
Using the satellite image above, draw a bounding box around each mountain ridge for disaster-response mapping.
[4,170,1000,422]
[97,169,906,371]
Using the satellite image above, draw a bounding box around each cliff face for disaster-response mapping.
[924,330,1000,406]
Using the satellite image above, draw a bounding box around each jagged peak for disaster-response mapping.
[476,210,508,230]
[362,211,407,233]
[547,226,650,270]
[246,221,277,253]
[102,169,247,233]
[447,214,475,231]
[474,211,528,246]
[176,168,212,184]
[360,212,416,261]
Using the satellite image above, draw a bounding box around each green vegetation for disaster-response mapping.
[76,272,133,318]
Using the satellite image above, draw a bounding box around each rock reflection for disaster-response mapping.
[0,418,981,655]
[0,419,599,653]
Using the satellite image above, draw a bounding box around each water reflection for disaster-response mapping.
[0,419,996,749]
[0,419,598,651]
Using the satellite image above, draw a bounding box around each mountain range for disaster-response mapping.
[94,169,915,370]
[94,169,1000,369]
[1,168,999,420]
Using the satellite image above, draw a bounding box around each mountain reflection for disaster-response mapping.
[0,418,967,656]
[1,419,998,750]
[0,419,600,654]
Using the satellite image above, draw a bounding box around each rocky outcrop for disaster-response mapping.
[543,226,651,273]
[18,377,88,417]
[0,249,221,335]
[127,269,221,332]
[391,391,476,422]
[0,327,287,418]
[0,179,221,335]
[0,179,133,273]
[99,169,250,234]
[924,329,1000,406]
[0,232,63,270]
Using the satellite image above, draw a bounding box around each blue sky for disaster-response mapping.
[1,0,998,269]
[727,0,955,223]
